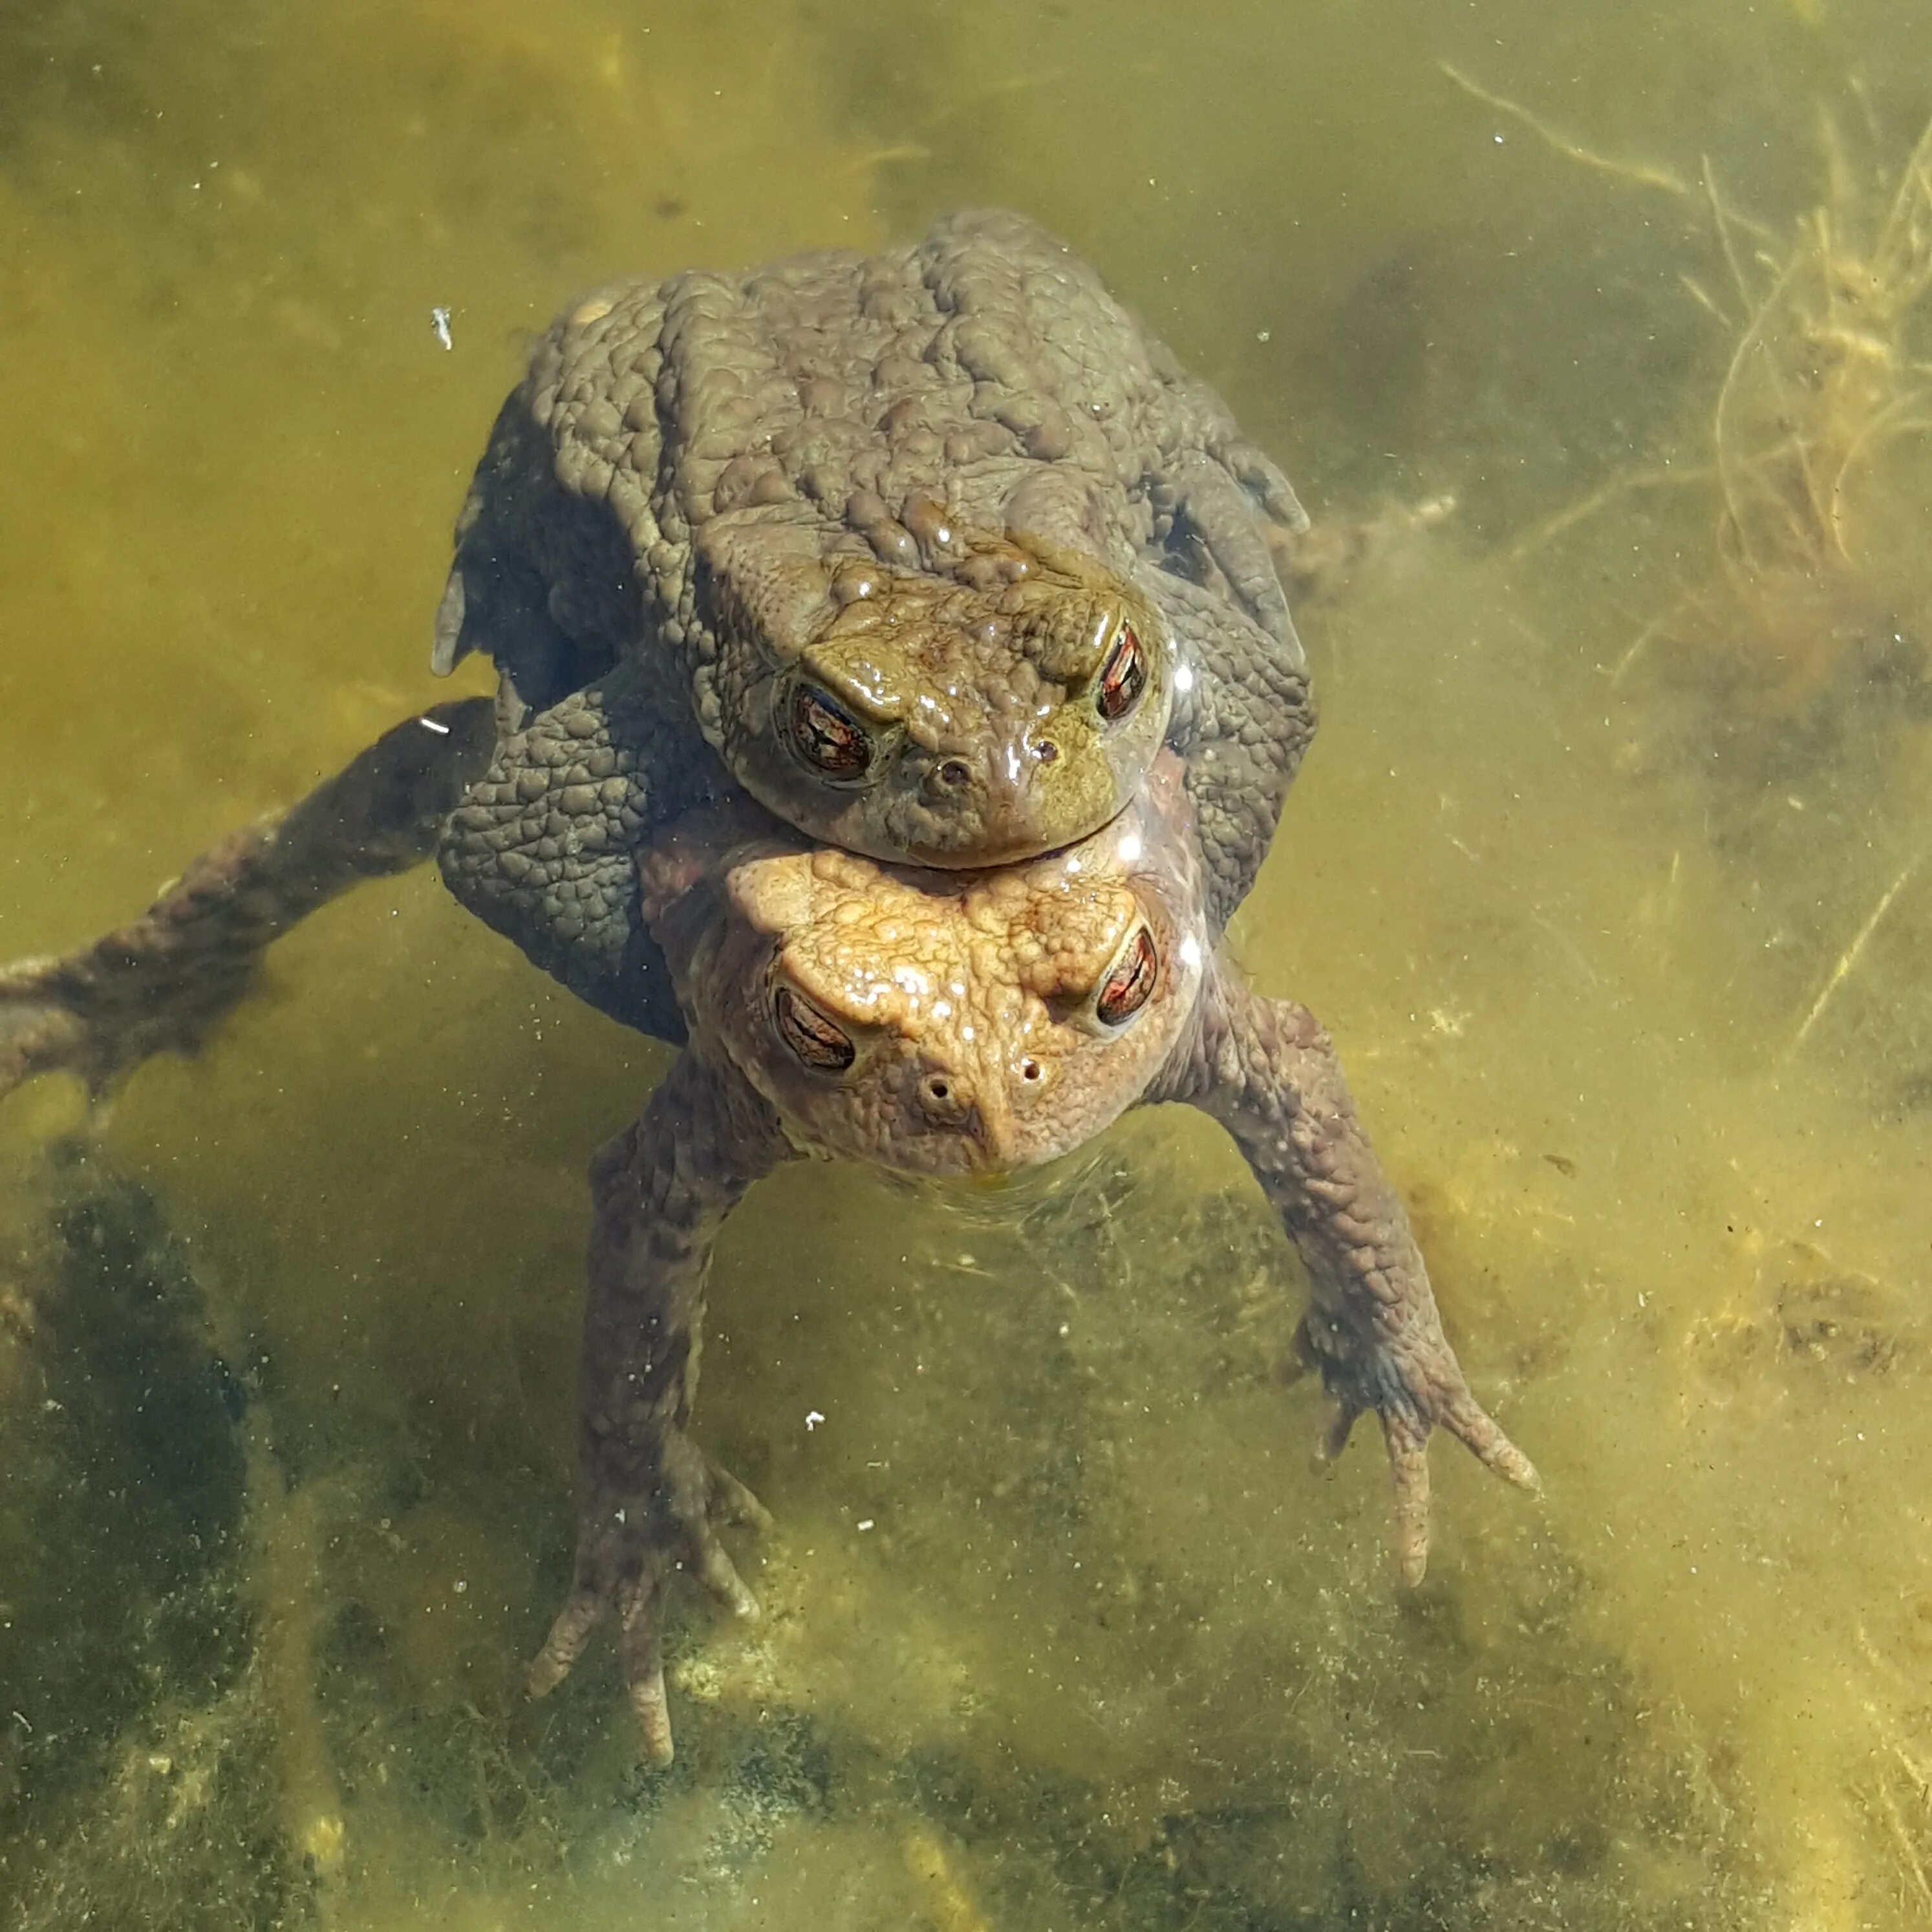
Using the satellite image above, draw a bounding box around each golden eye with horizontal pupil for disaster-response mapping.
[1095,621,1147,722]
[773,985,856,1071]
[1095,925,1158,1026]
[789,683,873,778]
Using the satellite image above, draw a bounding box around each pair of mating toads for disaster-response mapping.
[0,210,1534,1763]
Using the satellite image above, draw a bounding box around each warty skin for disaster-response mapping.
[432,209,1315,936]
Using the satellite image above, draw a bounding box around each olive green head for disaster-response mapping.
[696,522,1172,867]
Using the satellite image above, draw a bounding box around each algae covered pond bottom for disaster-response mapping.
[4,0,1932,1926]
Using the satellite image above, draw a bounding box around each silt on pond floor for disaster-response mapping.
[2,0,1931,1926]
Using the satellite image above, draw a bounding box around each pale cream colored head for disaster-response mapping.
[643,755,1205,1177]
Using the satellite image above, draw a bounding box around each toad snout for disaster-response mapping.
[913,1055,1052,1163]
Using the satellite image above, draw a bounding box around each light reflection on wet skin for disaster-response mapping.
[2,0,1932,1926]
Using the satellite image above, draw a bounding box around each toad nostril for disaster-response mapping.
[937,758,971,789]
[919,1071,973,1122]
[1034,739,1060,764]
[1020,1058,1042,1082]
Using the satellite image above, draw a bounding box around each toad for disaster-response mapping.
[0,735,1534,1763]
[433,209,1315,1024]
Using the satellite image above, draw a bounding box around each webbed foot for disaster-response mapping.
[1297,1309,1538,1585]
[0,826,275,1102]
[0,963,94,1099]
[526,1433,768,1765]
[0,700,496,1107]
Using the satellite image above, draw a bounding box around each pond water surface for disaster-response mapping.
[3,1,1932,1926]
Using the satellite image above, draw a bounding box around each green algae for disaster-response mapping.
[3,1,1932,1926]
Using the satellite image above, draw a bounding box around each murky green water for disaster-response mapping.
[5,0,1932,1924]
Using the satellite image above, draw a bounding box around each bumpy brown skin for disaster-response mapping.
[433,209,1313,951]
[522,755,1535,1763]
[640,775,1205,1175]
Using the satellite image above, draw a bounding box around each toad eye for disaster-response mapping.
[1095,925,1158,1027]
[1095,621,1148,722]
[773,984,857,1071]
[789,683,874,778]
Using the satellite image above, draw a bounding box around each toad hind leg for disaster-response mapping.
[528,1047,789,1765]
[0,698,497,1102]
[1152,970,1537,1582]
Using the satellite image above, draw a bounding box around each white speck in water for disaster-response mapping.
[431,306,453,350]
[857,1519,875,1532]
[418,714,451,735]
[805,1410,825,1431]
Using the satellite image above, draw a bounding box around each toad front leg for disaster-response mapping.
[1153,971,1536,1581]
[0,698,496,1100]
[527,1047,789,1764]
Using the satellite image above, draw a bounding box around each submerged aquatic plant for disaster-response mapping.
[1707,107,1932,592]
[1450,70,1932,1058]
[1666,102,1932,747]
[1457,65,1932,727]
